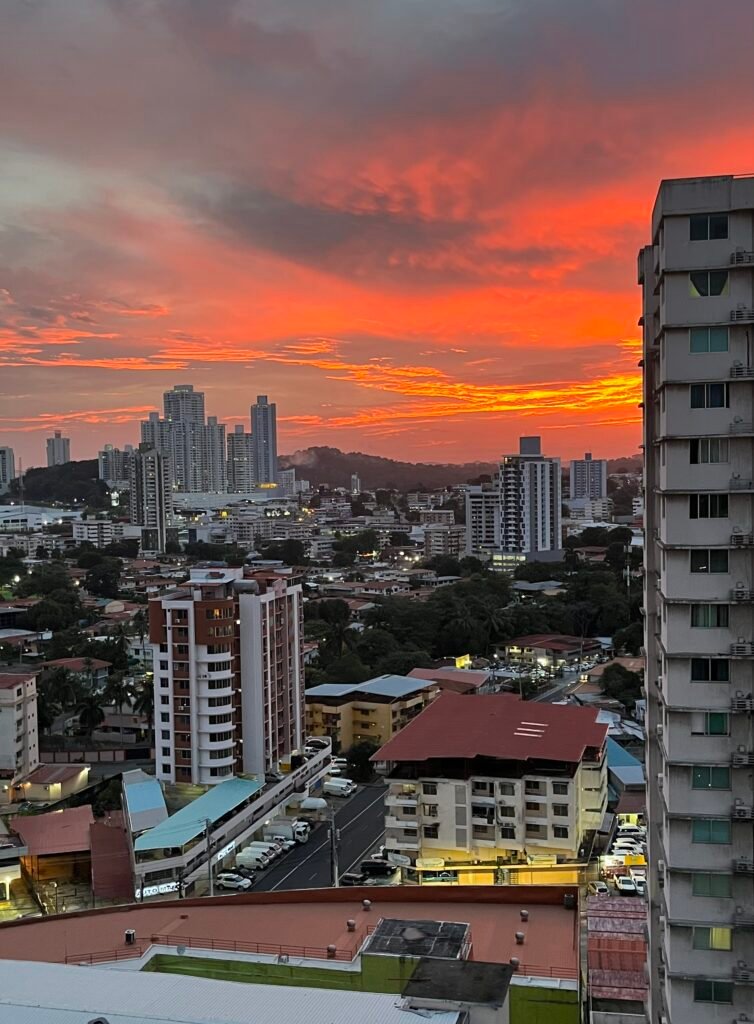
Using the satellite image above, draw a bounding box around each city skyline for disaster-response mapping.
[4,1,754,466]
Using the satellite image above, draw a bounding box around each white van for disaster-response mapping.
[236,849,271,870]
[247,841,284,859]
[323,778,357,797]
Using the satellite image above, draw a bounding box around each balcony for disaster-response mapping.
[384,830,420,852]
[730,476,754,490]
[732,532,754,546]
[732,802,754,820]
[733,856,754,874]
[385,814,418,829]
[385,791,418,808]
[731,587,754,602]
[730,250,754,265]
[732,750,754,767]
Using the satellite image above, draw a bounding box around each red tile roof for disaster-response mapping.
[23,764,88,785]
[10,806,94,857]
[91,815,133,900]
[41,657,111,671]
[408,668,487,692]
[0,673,36,691]
[507,634,602,653]
[374,692,607,764]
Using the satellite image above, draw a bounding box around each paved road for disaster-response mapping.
[248,783,386,892]
[532,669,581,703]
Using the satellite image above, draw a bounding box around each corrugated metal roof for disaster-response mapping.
[10,806,94,856]
[606,737,642,768]
[122,769,168,834]
[305,683,358,698]
[306,675,434,700]
[134,776,263,852]
[0,960,462,1024]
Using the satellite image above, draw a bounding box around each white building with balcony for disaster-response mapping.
[374,692,607,870]
[641,174,754,1024]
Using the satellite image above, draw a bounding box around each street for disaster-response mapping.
[249,783,386,892]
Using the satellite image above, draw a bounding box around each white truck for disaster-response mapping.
[262,819,310,844]
[323,777,357,797]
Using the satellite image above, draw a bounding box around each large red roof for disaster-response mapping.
[374,692,607,764]
[11,805,94,857]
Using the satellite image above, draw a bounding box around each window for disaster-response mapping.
[692,872,732,897]
[692,818,731,844]
[690,437,729,463]
[498,805,516,818]
[159,660,168,671]
[553,826,569,839]
[422,782,437,795]
[161,762,171,774]
[690,382,729,408]
[422,803,438,817]
[160,695,170,705]
[690,213,729,241]
[402,805,417,816]
[690,326,729,353]
[691,711,730,735]
[694,980,733,1004]
[693,926,732,951]
[160,713,170,723]
[690,549,729,573]
[552,782,568,795]
[552,804,569,817]
[525,801,542,812]
[161,730,170,740]
[689,270,729,297]
[689,493,728,518]
[161,746,170,757]
[498,782,515,795]
[691,657,729,682]
[692,765,731,790]
[423,824,439,839]
[690,604,728,627]
[500,825,516,839]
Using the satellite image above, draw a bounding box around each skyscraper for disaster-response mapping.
[97,444,133,489]
[569,452,608,499]
[140,386,227,492]
[251,395,278,484]
[496,436,562,571]
[226,424,255,492]
[46,431,70,467]
[129,445,173,553]
[149,567,305,785]
[641,175,754,1023]
[0,447,15,495]
[163,383,205,424]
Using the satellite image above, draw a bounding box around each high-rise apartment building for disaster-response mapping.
[641,175,754,1024]
[226,424,255,492]
[0,447,15,494]
[350,473,361,494]
[424,523,466,560]
[251,395,278,484]
[149,567,305,785]
[46,431,70,467]
[464,483,501,558]
[128,446,173,554]
[569,452,608,499]
[278,467,296,497]
[0,672,39,803]
[140,386,226,492]
[97,444,133,489]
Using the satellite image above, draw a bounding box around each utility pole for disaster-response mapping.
[205,818,214,897]
[329,809,340,888]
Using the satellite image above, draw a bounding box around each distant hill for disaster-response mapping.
[6,459,109,508]
[607,454,643,474]
[279,446,496,490]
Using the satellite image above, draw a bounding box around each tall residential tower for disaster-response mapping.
[641,175,754,1024]
[569,452,608,500]
[46,431,70,467]
[251,395,278,485]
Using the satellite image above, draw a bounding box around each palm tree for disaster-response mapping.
[103,673,135,739]
[132,683,154,744]
[76,693,105,739]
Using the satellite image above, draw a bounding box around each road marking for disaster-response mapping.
[268,788,385,892]
[342,828,386,876]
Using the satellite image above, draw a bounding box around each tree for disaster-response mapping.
[76,693,106,737]
[343,740,379,782]
[613,621,643,655]
[85,558,122,598]
[601,663,643,708]
[41,666,79,711]
[34,545,49,560]
[77,549,105,570]
[322,652,370,684]
[261,538,308,565]
[427,555,462,578]
[132,683,155,741]
[16,563,72,598]
[374,649,433,676]
[103,673,134,738]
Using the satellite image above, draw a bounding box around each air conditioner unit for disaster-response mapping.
[734,807,749,819]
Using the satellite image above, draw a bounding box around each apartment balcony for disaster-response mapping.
[730,364,754,378]
[731,696,754,712]
[731,750,754,767]
[731,532,754,546]
[734,856,754,874]
[384,829,420,852]
[385,791,418,808]
[730,476,754,491]
[730,250,754,265]
[385,814,418,829]
[732,802,754,820]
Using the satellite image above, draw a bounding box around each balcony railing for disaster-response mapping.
[730,642,754,656]
[732,751,754,767]
[731,533,754,546]
[730,477,754,490]
[730,250,754,265]
[731,697,754,712]
[731,308,754,321]
[731,588,754,602]
[732,802,754,820]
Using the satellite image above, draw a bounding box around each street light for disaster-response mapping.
[301,796,339,887]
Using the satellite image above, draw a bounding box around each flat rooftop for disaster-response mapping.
[0,888,579,977]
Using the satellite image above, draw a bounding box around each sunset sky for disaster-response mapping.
[3,0,754,468]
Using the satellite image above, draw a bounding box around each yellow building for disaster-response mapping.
[305,674,439,751]
[374,692,608,885]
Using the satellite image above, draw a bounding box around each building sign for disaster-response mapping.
[214,840,236,862]
[135,881,180,899]
[387,851,412,867]
[415,857,445,870]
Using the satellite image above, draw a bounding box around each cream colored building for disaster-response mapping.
[305,675,439,751]
[641,175,754,1023]
[374,692,607,883]
[0,672,39,806]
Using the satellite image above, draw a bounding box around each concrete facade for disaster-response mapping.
[0,673,39,804]
[0,447,15,494]
[641,175,754,1024]
[569,453,608,500]
[45,431,70,467]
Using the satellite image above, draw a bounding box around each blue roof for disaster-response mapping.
[134,776,263,852]
[606,737,642,768]
[122,770,168,834]
[306,674,433,701]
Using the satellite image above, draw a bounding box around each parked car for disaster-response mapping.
[306,737,330,750]
[323,778,357,797]
[611,840,645,855]
[330,757,349,769]
[615,876,638,896]
[268,835,296,852]
[216,873,252,891]
[617,824,646,838]
[360,860,398,878]
[340,872,369,886]
[587,881,610,896]
[233,866,257,882]
[634,877,647,897]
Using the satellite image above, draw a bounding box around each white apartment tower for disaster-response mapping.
[140,386,226,492]
[569,452,608,499]
[464,483,501,558]
[129,446,173,554]
[0,672,39,803]
[0,447,15,495]
[226,424,255,493]
[641,175,754,1024]
[46,431,70,467]
[494,436,562,571]
[97,444,133,489]
[149,567,305,785]
[251,395,278,484]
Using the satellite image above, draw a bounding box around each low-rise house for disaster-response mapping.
[40,657,111,689]
[503,634,602,670]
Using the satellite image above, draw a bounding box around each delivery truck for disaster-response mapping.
[262,819,310,844]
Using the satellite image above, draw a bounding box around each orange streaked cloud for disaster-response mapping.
[2,0,754,466]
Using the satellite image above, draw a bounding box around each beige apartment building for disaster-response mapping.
[374,693,607,884]
[641,175,754,1024]
[149,566,305,785]
[0,672,39,806]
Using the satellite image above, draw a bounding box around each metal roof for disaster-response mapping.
[122,769,168,835]
[606,738,642,768]
[306,674,434,701]
[0,960,462,1024]
[374,692,608,765]
[134,776,263,852]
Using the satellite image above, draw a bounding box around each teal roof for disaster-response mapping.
[134,776,263,852]
[606,737,642,768]
[306,674,432,701]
